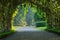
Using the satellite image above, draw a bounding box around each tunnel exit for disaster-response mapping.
[13,3,47,27]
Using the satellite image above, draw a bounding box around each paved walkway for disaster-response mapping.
[16,26,39,31]
[1,27,60,40]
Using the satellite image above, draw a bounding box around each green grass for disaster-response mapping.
[0,30,15,38]
[36,26,60,35]
[36,26,47,31]
[46,28,60,35]
[0,26,16,38]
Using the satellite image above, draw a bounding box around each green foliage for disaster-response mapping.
[47,0,60,29]
[0,26,16,38]
[48,0,60,13]
[0,30,15,38]
[46,28,60,34]
[36,27,47,31]
[0,0,60,35]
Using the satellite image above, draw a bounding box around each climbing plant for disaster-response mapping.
[0,0,60,33]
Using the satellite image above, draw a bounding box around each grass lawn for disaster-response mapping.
[36,26,47,31]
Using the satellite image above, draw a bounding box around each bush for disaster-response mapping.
[36,21,46,27]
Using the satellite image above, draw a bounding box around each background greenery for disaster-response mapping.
[0,0,60,38]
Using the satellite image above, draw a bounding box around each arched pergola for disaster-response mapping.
[0,0,60,32]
